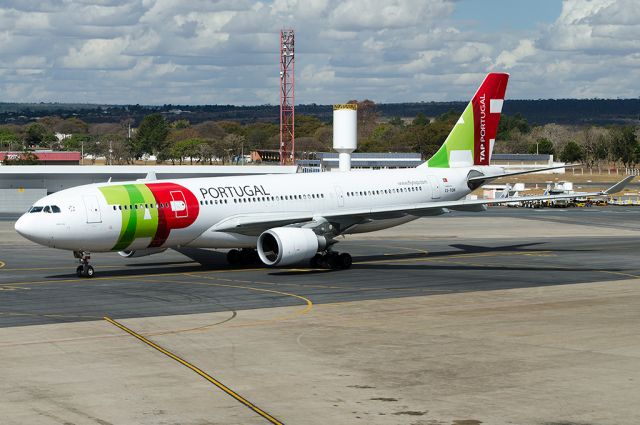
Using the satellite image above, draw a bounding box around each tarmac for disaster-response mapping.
[1,207,640,424]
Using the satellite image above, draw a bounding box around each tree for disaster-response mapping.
[172,119,190,129]
[3,150,39,165]
[559,140,584,163]
[25,123,56,147]
[347,99,377,142]
[216,120,243,135]
[610,126,638,166]
[133,113,169,158]
[295,115,324,137]
[360,123,397,152]
[244,122,279,150]
[412,113,429,126]
[580,126,610,168]
[529,137,555,155]
[194,121,226,141]
[62,134,91,152]
[164,127,200,162]
[388,116,404,127]
[0,127,18,150]
[54,117,89,134]
[221,133,246,163]
[104,135,134,164]
[313,126,333,152]
[497,113,530,140]
[170,139,203,165]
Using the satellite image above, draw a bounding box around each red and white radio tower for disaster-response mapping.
[279,29,295,165]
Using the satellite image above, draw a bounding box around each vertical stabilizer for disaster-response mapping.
[421,72,509,168]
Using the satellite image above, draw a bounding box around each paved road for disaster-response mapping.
[1,206,639,327]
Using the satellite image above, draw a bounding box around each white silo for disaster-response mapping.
[333,104,358,172]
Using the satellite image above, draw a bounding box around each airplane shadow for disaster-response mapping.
[269,242,597,276]
[43,243,604,280]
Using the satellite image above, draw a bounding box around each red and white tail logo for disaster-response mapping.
[472,73,509,165]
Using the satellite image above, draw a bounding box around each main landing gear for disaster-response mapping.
[310,251,352,270]
[74,251,95,278]
[227,248,260,266]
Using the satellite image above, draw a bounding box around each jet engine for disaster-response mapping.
[257,227,326,266]
[118,248,167,258]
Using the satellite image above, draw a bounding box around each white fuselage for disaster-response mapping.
[15,166,502,253]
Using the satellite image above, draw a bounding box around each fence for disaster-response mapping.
[567,167,640,176]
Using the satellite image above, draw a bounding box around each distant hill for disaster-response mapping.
[1,99,638,126]
[381,99,640,126]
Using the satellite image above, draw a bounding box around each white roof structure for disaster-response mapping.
[0,165,298,193]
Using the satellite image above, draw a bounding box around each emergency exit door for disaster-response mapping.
[82,195,102,223]
[170,191,188,218]
[427,176,441,199]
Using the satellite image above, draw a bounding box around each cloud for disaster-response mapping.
[494,39,536,69]
[62,37,133,69]
[0,0,637,104]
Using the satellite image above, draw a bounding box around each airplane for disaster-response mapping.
[14,73,634,277]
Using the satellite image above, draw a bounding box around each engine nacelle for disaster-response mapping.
[257,227,326,266]
[118,248,167,258]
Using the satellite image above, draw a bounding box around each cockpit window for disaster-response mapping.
[43,206,52,213]
[29,206,44,213]
[51,205,61,213]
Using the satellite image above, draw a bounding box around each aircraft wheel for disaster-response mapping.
[85,265,95,278]
[310,254,322,268]
[327,253,341,270]
[227,249,241,265]
[240,248,259,264]
[339,253,353,269]
[76,265,84,277]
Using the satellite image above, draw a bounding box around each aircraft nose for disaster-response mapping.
[14,214,51,246]
[14,215,28,238]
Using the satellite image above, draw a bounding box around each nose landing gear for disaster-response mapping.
[74,251,95,278]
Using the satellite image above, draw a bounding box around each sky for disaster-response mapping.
[0,0,638,105]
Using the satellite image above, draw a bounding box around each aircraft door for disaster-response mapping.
[82,195,102,223]
[170,191,188,218]
[334,186,345,207]
[427,176,441,199]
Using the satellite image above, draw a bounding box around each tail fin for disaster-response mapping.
[420,72,509,168]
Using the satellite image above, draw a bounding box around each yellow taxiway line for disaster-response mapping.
[0,267,267,288]
[104,316,284,425]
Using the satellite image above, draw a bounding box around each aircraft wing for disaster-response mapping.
[209,211,315,235]
[210,176,634,236]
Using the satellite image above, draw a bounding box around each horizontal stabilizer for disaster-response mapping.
[603,175,635,195]
[467,164,579,183]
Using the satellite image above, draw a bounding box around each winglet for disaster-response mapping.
[602,175,635,195]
